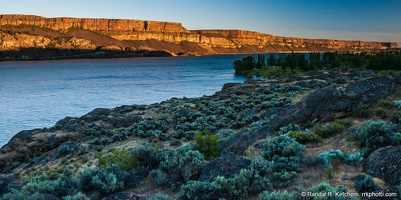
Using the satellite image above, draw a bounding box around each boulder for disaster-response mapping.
[219,125,273,155]
[199,152,251,182]
[364,146,401,185]
[52,142,77,160]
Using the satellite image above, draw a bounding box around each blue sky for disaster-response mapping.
[1,0,400,44]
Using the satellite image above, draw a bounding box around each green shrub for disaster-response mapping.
[315,149,363,167]
[78,164,128,195]
[169,139,182,146]
[394,100,401,110]
[262,135,304,187]
[96,148,141,171]
[326,163,334,179]
[390,110,401,123]
[353,102,369,117]
[177,180,221,200]
[302,182,346,200]
[288,130,321,143]
[177,156,272,199]
[1,168,80,200]
[377,98,394,108]
[158,147,205,187]
[258,190,296,200]
[146,192,170,200]
[314,121,345,138]
[355,175,376,193]
[192,129,220,160]
[315,149,344,167]
[63,192,91,200]
[375,107,387,117]
[349,120,401,155]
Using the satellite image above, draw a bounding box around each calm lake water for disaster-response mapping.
[0,55,249,147]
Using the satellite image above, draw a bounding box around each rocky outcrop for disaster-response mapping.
[268,75,398,128]
[199,152,251,182]
[0,14,398,60]
[364,146,401,185]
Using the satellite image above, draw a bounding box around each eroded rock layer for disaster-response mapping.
[0,14,398,59]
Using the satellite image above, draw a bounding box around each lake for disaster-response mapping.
[0,55,249,147]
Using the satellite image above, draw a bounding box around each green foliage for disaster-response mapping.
[349,120,401,155]
[394,100,401,110]
[366,51,401,70]
[326,163,334,179]
[315,149,363,167]
[353,102,369,117]
[3,161,21,173]
[262,135,305,187]
[302,182,347,200]
[314,121,345,138]
[1,168,80,200]
[233,56,255,74]
[96,148,141,171]
[78,164,128,195]
[178,156,272,199]
[214,167,271,198]
[146,192,170,200]
[192,129,220,160]
[375,107,387,117]
[390,110,401,123]
[63,192,91,200]
[288,130,321,143]
[177,180,222,200]
[169,138,182,146]
[281,52,307,71]
[377,98,394,108]
[355,175,377,193]
[158,146,205,187]
[258,190,296,200]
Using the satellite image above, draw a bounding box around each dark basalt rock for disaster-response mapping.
[9,129,41,142]
[199,152,251,182]
[52,142,77,160]
[265,76,398,131]
[0,174,25,195]
[363,146,401,185]
[105,115,142,128]
[345,76,398,104]
[219,125,274,155]
[174,108,190,118]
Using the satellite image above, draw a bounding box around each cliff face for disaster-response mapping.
[0,14,189,34]
[0,14,398,58]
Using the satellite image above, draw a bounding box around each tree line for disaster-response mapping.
[233,51,401,75]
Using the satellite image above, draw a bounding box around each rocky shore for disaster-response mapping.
[1,67,401,199]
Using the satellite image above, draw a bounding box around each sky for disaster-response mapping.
[1,0,400,45]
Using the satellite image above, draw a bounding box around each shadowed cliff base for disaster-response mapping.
[0,48,173,61]
[0,14,398,60]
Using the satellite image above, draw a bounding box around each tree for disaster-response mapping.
[233,56,255,74]
[326,163,334,179]
[268,54,276,67]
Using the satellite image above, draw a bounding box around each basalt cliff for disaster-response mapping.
[0,15,398,60]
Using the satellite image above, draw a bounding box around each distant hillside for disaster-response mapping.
[0,14,398,60]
